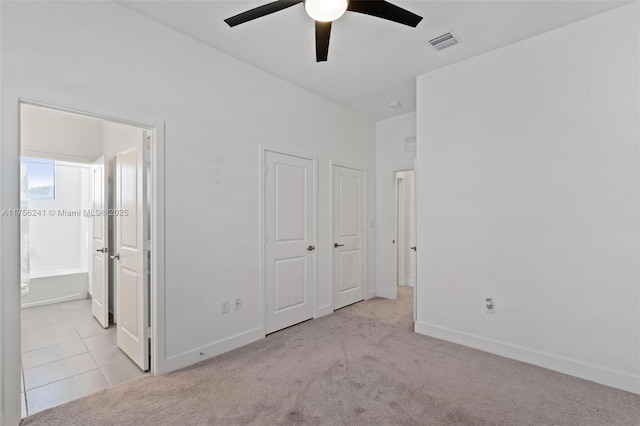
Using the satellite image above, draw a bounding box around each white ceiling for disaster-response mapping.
[118,1,629,120]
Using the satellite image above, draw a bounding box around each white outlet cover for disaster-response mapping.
[485,298,495,314]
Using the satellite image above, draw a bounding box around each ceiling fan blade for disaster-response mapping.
[347,0,423,27]
[225,0,303,27]
[315,21,332,62]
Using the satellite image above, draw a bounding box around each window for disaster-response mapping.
[21,157,55,200]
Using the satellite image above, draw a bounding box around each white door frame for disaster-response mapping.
[258,145,319,336]
[329,160,369,309]
[413,159,418,324]
[0,94,166,425]
[393,169,415,291]
[395,173,407,287]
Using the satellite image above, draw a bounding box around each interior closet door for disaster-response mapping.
[264,150,316,334]
[333,164,365,310]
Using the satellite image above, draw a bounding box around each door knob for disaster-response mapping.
[334,243,344,248]
[110,253,120,260]
[410,246,417,251]
[307,245,315,251]
[95,247,108,253]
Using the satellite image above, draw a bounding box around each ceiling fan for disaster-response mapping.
[224,0,423,62]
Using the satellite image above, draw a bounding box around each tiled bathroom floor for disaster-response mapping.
[21,298,147,418]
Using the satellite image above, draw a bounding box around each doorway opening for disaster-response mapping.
[394,170,416,321]
[18,103,153,418]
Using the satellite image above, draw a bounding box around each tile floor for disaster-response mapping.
[21,298,147,418]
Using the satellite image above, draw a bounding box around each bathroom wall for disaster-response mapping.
[27,161,90,274]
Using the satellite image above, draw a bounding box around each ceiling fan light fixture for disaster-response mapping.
[224,0,423,62]
[305,0,348,22]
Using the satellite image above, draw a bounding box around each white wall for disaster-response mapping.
[0,3,375,421]
[415,4,639,394]
[375,113,415,298]
[27,162,89,273]
[102,121,142,163]
[20,104,103,163]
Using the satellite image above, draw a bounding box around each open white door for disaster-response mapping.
[264,151,316,334]
[114,135,149,371]
[91,157,109,328]
[333,165,366,310]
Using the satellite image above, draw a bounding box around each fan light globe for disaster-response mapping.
[305,0,348,22]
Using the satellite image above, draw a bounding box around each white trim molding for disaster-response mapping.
[415,321,640,395]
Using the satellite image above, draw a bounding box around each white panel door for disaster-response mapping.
[115,140,149,370]
[265,151,315,334]
[333,165,365,310]
[91,157,109,328]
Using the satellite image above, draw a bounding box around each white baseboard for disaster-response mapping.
[158,327,264,375]
[367,288,376,299]
[405,279,415,288]
[21,292,87,309]
[414,321,639,395]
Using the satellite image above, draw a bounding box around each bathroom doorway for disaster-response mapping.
[394,170,416,324]
[395,170,416,288]
[19,103,153,418]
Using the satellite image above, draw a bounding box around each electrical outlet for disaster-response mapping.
[235,298,242,310]
[485,297,495,314]
[222,300,230,314]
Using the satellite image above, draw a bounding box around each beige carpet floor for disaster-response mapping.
[23,287,640,425]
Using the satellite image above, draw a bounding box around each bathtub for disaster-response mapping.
[20,269,88,308]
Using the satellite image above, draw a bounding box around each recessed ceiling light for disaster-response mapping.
[389,101,402,109]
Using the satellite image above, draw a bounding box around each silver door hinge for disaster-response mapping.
[144,327,152,339]
[264,166,268,176]
[144,134,152,163]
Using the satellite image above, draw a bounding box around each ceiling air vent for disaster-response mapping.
[429,32,457,51]
[404,136,417,153]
